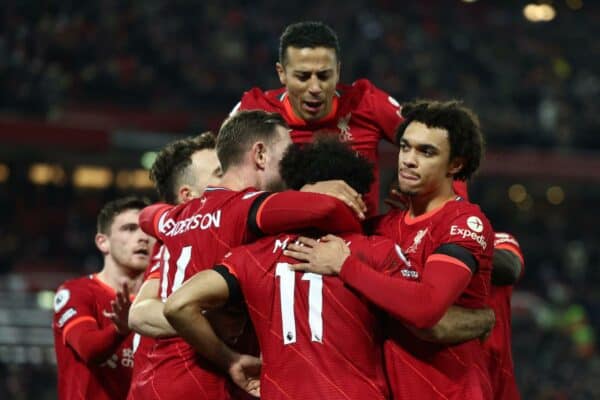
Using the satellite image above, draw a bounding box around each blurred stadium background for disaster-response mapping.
[1,0,598,398]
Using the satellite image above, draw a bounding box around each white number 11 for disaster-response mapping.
[275,263,323,345]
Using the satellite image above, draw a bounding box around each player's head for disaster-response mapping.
[395,100,484,197]
[150,132,222,205]
[276,21,341,122]
[95,196,153,272]
[280,135,374,194]
[217,110,292,192]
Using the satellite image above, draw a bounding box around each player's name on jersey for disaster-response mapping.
[159,210,222,237]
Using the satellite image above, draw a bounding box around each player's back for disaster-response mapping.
[222,232,396,400]
[139,186,266,399]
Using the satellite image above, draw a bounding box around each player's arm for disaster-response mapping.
[138,203,172,238]
[360,79,404,143]
[491,249,523,286]
[128,278,177,338]
[407,306,495,344]
[247,187,363,238]
[55,284,129,364]
[163,267,260,396]
[286,236,475,329]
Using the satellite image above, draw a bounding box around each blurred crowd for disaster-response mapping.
[1,0,599,148]
[1,0,599,398]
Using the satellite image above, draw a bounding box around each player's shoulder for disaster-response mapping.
[238,87,286,110]
[494,232,520,247]
[53,275,96,313]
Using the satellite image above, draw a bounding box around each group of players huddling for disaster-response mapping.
[52,21,525,399]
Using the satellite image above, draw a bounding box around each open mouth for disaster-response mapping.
[302,100,324,114]
[133,249,149,256]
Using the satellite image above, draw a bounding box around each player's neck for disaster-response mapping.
[218,167,260,191]
[408,185,456,217]
[97,261,143,294]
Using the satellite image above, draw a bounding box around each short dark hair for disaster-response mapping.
[279,21,340,65]
[217,110,288,172]
[150,132,216,204]
[97,196,150,234]
[279,135,374,194]
[397,100,485,181]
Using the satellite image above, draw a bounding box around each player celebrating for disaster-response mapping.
[484,232,525,399]
[233,21,403,216]
[52,197,154,400]
[163,137,496,399]
[127,132,222,399]
[287,100,495,399]
[136,110,365,399]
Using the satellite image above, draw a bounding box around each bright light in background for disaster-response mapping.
[0,164,9,182]
[508,184,528,203]
[566,0,583,10]
[524,4,556,22]
[546,186,565,205]
[37,291,55,310]
[141,151,157,170]
[461,0,478,3]
[116,169,153,189]
[73,166,113,189]
[517,194,534,211]
[29,163,66,185]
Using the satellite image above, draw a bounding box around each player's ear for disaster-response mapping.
[447,157,465,177]
[276,62,286,85]
[95,233,110,255]
[251,141,268,170]
[178,185,193,203]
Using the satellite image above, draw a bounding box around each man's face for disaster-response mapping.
[397,121,456,197]
[263,125,293,192]
[186,149,222,199]
[106,209,154,272]
[276,46,340,122]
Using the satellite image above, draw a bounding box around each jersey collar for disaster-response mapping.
[281,91,339,126]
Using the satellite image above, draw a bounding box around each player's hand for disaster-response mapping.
[104,281,132,335]
[384,184,408,210]
[229,354,262,398]
[284,235,350,275]
[301,180,366,220]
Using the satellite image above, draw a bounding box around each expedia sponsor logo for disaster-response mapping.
[57,308,77,328]
[466,216,484,233]
[160,210,222,237]
[450,225,487,249]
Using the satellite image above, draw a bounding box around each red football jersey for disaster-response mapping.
[53,275,135,400]
[235,79,403,216]
[219,233,406,399]
[134,187,267,399]
[127,242,163,400]
[371,198,494,399]
[484,232,524,400]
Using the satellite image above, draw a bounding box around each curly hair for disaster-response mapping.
[396,100,485,181]
[279,21,340,65]
[150,132,216,204]
[279,135,374,194]
[216,110,288,172]
[97,196,150,234]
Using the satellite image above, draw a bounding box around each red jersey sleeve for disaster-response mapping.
[339,237,472,329]
[493,232,525,279]
[53,281,125,364]
[143,242,165,282]
[357,79,404,143]
[254,191,362,235]
[139,203,172,238]
[442,210,494,272]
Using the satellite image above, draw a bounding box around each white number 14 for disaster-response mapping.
[275,263,323,345]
